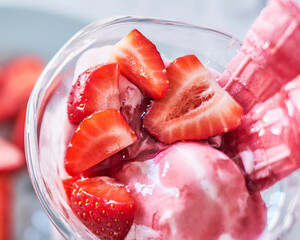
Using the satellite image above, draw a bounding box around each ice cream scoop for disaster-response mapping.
[114,142,267,240]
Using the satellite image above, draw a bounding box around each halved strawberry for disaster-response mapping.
[0,56,44,121]
[68,63,120,124]
[0,136,25,172]
[143,55,243,144]
[111,29,169,99]
[65,109,138,176]
[70,176,135,240]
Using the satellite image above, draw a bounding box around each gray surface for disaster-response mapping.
[0,0,266,39]
[0,6,85,61]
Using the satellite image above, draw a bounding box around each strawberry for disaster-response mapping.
[65,109,138,176]
[0,56,44,121]
[62,176,79,200]
[68,63,120,124]
[0,174,13,240]
[111,29,169,99]
[0,136,25,172]
[70,176,135,240]
[143,55,243,144]
[11,104,27,151]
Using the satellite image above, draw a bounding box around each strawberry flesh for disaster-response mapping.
[143,54,243,144]
[68,63,120,124]
[70,176,135,240]
[65,109,138,176]
[112,29,169,100]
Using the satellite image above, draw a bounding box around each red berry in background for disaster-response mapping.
[0,136,24,172]
[0,56,44,121]
[10,104,27,151]
[0,67,3,88]
[0,174,13,240]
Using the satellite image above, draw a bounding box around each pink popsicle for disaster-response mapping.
[224,75,300,191]
[218,0,300,113]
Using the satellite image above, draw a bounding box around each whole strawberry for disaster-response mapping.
[70,176,135,240]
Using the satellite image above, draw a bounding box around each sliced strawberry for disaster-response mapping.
[70,176,135,240]
[11,104,27,151]
[143,55,243,144]
[0,136,25,172]
[0,174,13,240]
[65,109,138,176]
[111,29,169,99]
[80,77,169,179]
[68,63,120,124]
[0,56,44,121]
[62,176,79,200]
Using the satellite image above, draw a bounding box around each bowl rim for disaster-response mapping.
[25,15,242,239]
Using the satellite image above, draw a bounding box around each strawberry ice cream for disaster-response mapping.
[218,0,300,113]
[224,75,300,191]
[114,142,267,240]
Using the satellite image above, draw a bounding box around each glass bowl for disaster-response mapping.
[25,16,300,240]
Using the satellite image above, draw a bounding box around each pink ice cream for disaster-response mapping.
[114,142,267,240]
[224,75,300,191]
[218,0,300,113]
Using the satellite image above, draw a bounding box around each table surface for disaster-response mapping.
[0,0,299,239]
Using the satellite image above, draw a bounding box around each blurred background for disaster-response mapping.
[0,0,299,239]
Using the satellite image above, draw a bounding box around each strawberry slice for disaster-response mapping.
[143,55,243,144]
[62,176,79,200]
[65,109,138,176]
[111,29,169,99]
[70,176,135,240]
[0,136,25,172]
[68,63,120,124]
[0,56,44,121]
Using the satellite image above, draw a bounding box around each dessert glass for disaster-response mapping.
[25,16,300,240]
